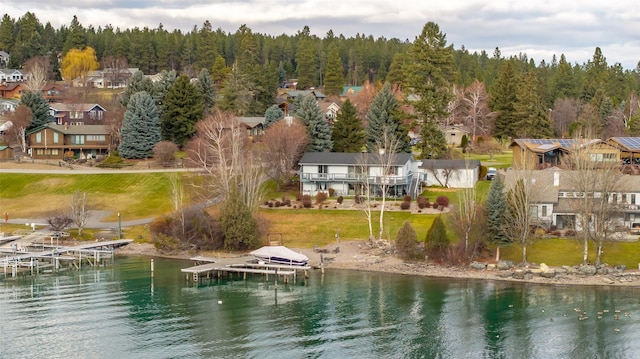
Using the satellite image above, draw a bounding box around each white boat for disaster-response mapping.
[250,246,309,266]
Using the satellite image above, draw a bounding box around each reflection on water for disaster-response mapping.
[2,256,640,358]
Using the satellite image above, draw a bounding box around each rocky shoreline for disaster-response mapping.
[116,240,640,287]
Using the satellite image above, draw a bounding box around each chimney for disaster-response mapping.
[64,122,68,130]
[553,171,560,186]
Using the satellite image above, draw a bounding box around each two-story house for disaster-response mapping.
[0,82,24,99]
[0,69,27,83]
[298,152,419,198]
[26,123,112,160]
[49,103,107,126]
[511,138,619,170]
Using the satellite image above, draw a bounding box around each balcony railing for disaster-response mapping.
[300,172,410,185]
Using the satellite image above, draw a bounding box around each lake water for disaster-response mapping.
[2,256,640,358]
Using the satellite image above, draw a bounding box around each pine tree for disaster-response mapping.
[405,22,455,124]
[160,75,204,146]
[513,71,553,138]
[323,43,344,97]
[553,54,575,99]
[425,215,449,260]
[295,29,316,89]
[63,15,86,53]
[264,105,284,128]
[219,185,260,251]
[152,70,177,115]
[21,91,52,130]
[296,95,332,152]
[365,83,411,153]
[196,68,215,114]
[396,221,423,260]
[419,119,448,159]
[119,91,161,159]
[490,61,519,142]
[486,176,509,244]
[331,99,364,152]
[210,54,230,87]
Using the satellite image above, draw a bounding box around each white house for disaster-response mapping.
[298,152,421,197]
[419,159,480,188]
[0,69,27,83]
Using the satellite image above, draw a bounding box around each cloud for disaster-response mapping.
[2,0,639,68]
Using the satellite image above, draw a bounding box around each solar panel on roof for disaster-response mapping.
[615,137,640,150]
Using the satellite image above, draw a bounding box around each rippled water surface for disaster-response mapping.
[2,256,640,358]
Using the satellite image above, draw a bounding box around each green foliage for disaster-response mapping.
[120,70,154,108]
[96,152,128,168]
[21,91,52,130]
[264,105,284,128]
[295,31,316,89]
[490,61,519,142]
[219,186,260,251]
[461,134,469,149]
[425,215,449,259]
[153,233,180,254]
[296,96,332,152]
[160,75,204,146]
[323,43,344,97]
[331,99,364,152]
[396,221,423,260]
[365,83,411,153]
[418,119,448,159]
[196,68,215,113]
[405,22,455,125]
[119,91,161,159]
[513,71,553,138]
[486,176,509,244]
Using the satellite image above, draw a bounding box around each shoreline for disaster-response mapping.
[116,240,640,288]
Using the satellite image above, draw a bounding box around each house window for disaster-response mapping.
[529,206,538,218]
[36,132,42,143]
[633,194,637,204]
[71,111,82,119]
[70,135,85,145]
[319,165,328,174]
[542,206,547,217]
[387,167,398,175]
[622,194,627,203]
[57,117,63,125]
[53,132,59,143]
[86,135,105,142]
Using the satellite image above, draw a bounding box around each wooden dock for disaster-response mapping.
[181,259,311,284]
[1,239,133,279]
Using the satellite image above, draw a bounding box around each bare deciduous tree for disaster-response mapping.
[551,98,581,137]
[422,161,459,188]
[24,56,51,92]
[102,56,130,88]
[153,141,179,167]
[69,191,89,236]
[260,119,309,190]
[4,105,32,153]
[562,131,624,265]
[46,214,73,232]
[463,80,495,141]
[450,163,481,257]
[186,110,264,211]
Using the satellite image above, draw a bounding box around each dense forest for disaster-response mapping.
[2,12,640,141]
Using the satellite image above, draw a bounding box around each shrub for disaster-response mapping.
[328,188,335,197]
[316,191,328,204]
[396,221,423,260]
[96,151,128,168]
[551,230,562,236]
[153,233,179,253]
[302,196,312,208]
[274,201,281,207]
[337,195,344,204]
[564,230,576,237]
[436,196,450,207]
[150,208,223,250]
[153,141,178,167]
[403,195,412,202]
[354,194,364,204]
[479,166,488,181]
[296,192,303,201]
[425,216,449,262]
[432,202,439,209]
[417,196,429,209]
[400,201,411,210]
[268,202,273,207]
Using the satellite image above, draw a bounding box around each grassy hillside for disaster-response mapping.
[0,172,177,220]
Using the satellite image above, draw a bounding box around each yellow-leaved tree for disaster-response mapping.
[61,47,99,87]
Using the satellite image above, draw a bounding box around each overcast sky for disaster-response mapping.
[3,0,640,69]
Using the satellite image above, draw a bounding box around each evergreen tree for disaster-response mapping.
[386,52,407,88]
[331,99,364,152]
[295,30,316,89]
[553,54,576,99]
[296,95,332,152]
[21,91,52,130]
[63,15,86,53]
[152,69,177,115]
[323,43,344,97]
[120,70,154,108]
[419,118,448,158]
[119,91,161,159]
[196,68,215,114]
[513,71,553,138]
[396,221,423,260]
[490,61,518,142]
[0,14,15,54]
[264,105,284,128]
[219,185,260,251]
[486,176,509,244]
[405,22,455,124]
[425,215,449,260]
[210,54,230,87]
[581,47,608,103]
[160,75,204,146]
[365,83,411,153]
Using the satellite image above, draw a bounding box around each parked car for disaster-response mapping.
[486,167,497,180]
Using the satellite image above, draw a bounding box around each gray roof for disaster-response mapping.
[237,116,264,128]
[29,123,109,135]
[420,159,480,170]
[299,152,414,166]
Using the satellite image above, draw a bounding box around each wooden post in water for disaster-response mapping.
[151,259,154,277]
[275,268,278,288]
